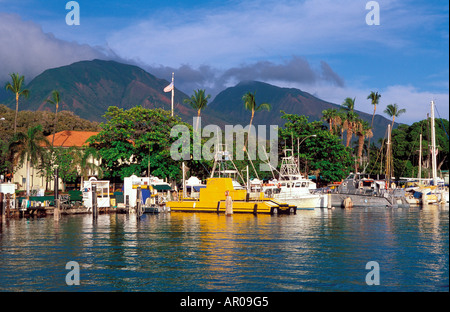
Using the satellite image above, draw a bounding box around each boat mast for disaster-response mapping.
[386,124,391,187]
[430,100,438,186]
[171,72,174,117]
[418,133,422,184]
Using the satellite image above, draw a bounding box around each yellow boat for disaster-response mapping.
[166,177,296,215]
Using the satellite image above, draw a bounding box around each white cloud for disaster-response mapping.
[0,13,106,82]
[106,0,441,69]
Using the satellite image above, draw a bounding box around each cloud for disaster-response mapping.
[221,57,318,85]
[136,56,345,98]
[0,13,108,83]
[106,0,443,70]
[320,61,345,87]
[108,0,364,68]
[380,85,449,124]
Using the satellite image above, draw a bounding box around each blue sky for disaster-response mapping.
[0,0,448,124]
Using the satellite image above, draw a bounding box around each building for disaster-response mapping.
[12,130,100,193]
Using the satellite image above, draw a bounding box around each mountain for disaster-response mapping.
[207,80,394,142]
[3,59,204,124]
[3,60,394,143]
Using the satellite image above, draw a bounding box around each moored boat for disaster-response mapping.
[166,177,296,214]
[261,149,324,209]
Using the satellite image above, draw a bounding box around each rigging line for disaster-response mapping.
[368,127,387,176]
[397,129,420,178]
[434,104,449,140]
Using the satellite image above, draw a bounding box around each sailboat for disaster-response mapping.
[405,101,449,205]
[419,101,448,205]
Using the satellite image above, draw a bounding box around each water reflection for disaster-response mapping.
[0,206,448,291]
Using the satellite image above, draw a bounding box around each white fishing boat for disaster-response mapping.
[262,149,324,209]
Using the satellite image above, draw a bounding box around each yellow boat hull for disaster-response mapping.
[167,199,295,214]
[167,178,296,214]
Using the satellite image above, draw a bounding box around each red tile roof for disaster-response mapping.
[47,131,99,148]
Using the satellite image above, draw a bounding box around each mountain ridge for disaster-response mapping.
[207,80,394,141]
[2,59,395,142]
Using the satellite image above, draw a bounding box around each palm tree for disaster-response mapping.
[367,91,381,164]
[341,97,358,147]
[9,125,50,198]
[183,89,211,131]
[384,103,406,130]
[5,73,30,134]
[321,108,339,134]
[242,91,271,147]
[79,147,103,187]
[46,90,60,148]
[367,91,381,129]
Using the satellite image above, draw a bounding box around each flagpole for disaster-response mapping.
[171,72,174,117]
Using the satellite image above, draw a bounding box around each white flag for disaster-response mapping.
[164,82,174,93]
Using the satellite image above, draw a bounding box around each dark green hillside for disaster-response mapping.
[207,80,396,142]
[2,60,397,143]
[4,59,194,122]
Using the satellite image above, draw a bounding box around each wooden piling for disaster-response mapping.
[0,193,3,221]
[92,184,98,219]
[343,196,353,209]
[6,194,11,218]
[54,198,60,221]
[125,195,130,212]
[136,186,142,217]
[225,195,233,216]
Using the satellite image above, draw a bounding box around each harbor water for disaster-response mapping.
[0,206,448,292]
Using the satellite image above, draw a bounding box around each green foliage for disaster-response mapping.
[8,125,49,168]
[279,111,353,184]
[5,73,30,134]
[88,106,196,181]
[0,104,99,143]
[53,147,79,185]
[184,89,211,115]
[391,118,449,178]
[309,131,353,183]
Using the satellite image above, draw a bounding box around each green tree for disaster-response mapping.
[53,146,79,192]
[367,91,381,163]
[280,112,352,184]
[46,90,61,147]
[391,118,449,179]
[309,131,353,183]
[367,91,381,131]
[9,125,49,198]
[79,147,103,185]
[88,106,199,181]
[5,73,30,134]
[321,108,341,135]
[183,89,211,131]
